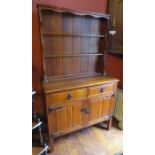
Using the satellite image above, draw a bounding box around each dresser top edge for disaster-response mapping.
[43,76,119,94]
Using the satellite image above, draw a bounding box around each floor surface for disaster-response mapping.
[48,124,123,155]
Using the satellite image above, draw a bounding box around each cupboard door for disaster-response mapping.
[88,96,110,122]
[86,94,115,123]
[101,97,111,117]
[48,106,67,133]
[102,94,115,117]
[48,100,83,134]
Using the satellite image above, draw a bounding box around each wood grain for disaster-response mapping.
[48,88,86,103]
[48,126,123,155]
[38,6,119,153]
[43,76,118,93]
[56,108,67,132]
[39,6,110,81]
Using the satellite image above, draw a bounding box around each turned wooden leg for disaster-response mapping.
[96,117,113,130]
[48,134,54,153]
[107,117,112,130]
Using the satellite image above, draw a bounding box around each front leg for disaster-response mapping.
[107,117,112,130]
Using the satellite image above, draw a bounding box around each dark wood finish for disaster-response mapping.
[108,0,123,54]
[38,5,110,82]
[38,5,119,152]
[107,117,113,130]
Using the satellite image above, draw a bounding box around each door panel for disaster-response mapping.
[98,98,103,118]
[56,108,67,132]
[67,107,73,128]
[109,95,115,115]
[72,102,82,127]
[89,98,99,121]
[102,99,111,117]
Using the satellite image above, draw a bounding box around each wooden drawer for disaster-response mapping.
[88,83,114,97]
[49,88,86,104]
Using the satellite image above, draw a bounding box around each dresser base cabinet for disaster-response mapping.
[43,76,118,152]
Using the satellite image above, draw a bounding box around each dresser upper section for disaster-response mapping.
[38,5,110,82]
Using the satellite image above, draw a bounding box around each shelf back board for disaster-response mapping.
[38,5,110,82]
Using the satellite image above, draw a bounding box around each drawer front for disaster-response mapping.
[88,84,114,97]
[49,88,86,104]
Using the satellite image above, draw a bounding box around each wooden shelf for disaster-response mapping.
[43,33,105,38]
[46,73,103,82]
[44,53,104,58]
[39,5,108,81]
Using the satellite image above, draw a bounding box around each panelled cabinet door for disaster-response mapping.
[103,94,115,116]
[87,93,115,123]
[48,106,67,134]
[88,97,109,122]
[48,101,83,135]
